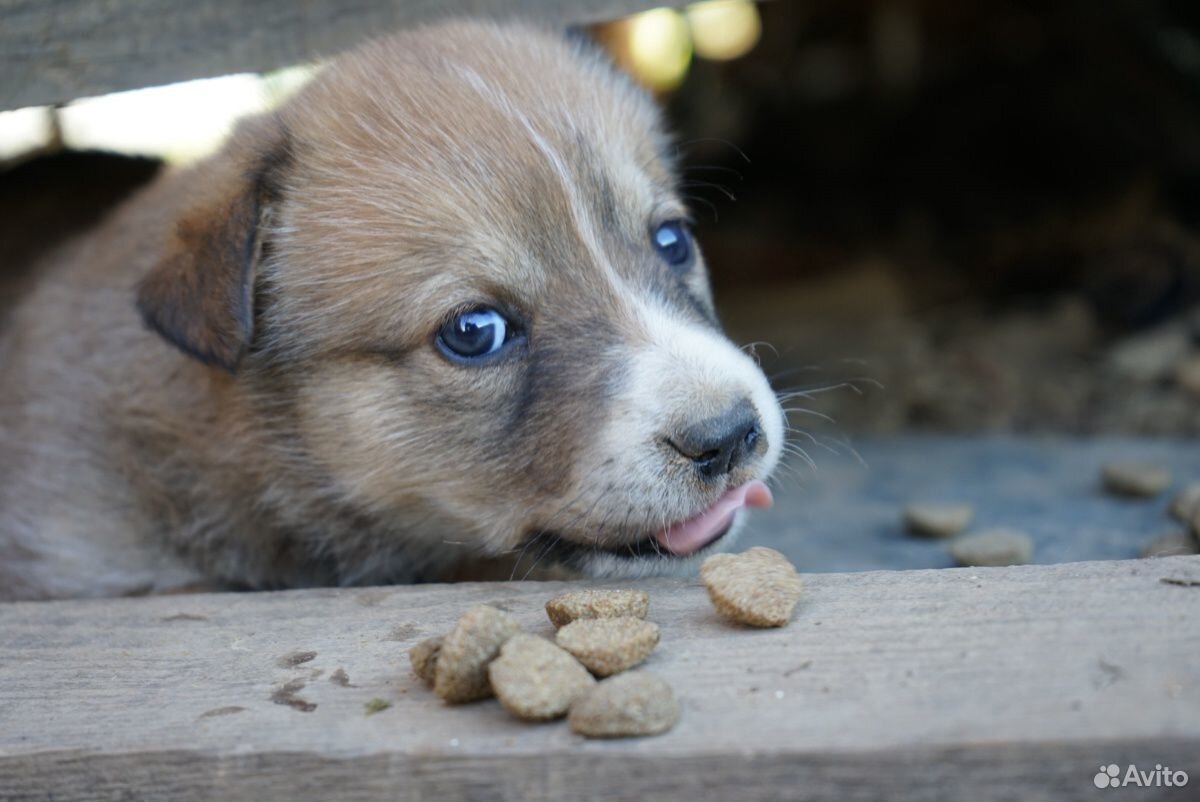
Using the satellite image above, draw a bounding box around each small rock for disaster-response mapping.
[949,528,1034,567]
[1169,482,1200,522]
[1107,324,1189,383]
[568,672,680,738]
[1101,461,1172,498]
[902,503,974,538]
[555,617,660,676]
[1175,355,1200,399]
[700,547,803,628]
[1140,531,1199,558]
[408,636,443,687]
[545,589,650,629]
[433,606,521,704]
[488,634,595,720]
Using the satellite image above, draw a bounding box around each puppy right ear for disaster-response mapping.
[137,119,288,373]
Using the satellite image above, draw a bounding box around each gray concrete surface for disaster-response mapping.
[740,435,1200,572]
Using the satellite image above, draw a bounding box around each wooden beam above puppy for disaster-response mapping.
[0,0,689,109]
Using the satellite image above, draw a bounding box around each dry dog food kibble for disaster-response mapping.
[1140,530,1200,558]
[1101,461,1172,497]
[700,546,803,628]
[567,671,680,738]
[555,617,659,676]
[902,502,974,538]
[1169,482,1200,522]
[432,605,521,704]
[487,634,595,720]
[545,589,650,628]
[950,528,1034,567]
[409,636,443,687]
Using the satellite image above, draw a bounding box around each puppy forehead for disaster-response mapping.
[273,23,683,341]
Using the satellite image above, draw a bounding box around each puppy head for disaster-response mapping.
[138,21,784,580]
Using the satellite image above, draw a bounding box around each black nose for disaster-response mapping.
[668,399,763,480]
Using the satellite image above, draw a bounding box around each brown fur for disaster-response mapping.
[136,118,285,372]
[0,21,782,600]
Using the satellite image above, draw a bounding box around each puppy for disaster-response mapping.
[0,20,783,600]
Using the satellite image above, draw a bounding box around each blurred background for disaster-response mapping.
[3,0,1199,570]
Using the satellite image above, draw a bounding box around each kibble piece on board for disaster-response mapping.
[902,503,974,538]
[1101,461,1172,498]
[433,605,521,704]
[555,617,659,676]
[488,634,595,720]
[408,636,443,687]
[700,547,803,628]
[949,528,1034,567]
[568,671,679,738]
[1140,530,1199,558]
[1169,482,1200,522]
[545,589,650,628]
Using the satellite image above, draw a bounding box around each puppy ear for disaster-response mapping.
[137,119,288,373]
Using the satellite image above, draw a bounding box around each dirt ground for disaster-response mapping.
[718,262,1200,436]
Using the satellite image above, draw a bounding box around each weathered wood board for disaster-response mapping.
[0,0,682,110]
[2,556,1197,801]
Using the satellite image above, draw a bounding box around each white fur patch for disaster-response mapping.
[569,297,784,577]
[631,297,784,471]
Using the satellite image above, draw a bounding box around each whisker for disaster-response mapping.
[682,164,744,180]
[683,193,720,223]
[768,364,826,382]
[784,426,841,455]
[826,433,867,467]
[673,137,751,163]
[781,406,837,424]
[679,179,736,201]
[781,440,818,469]
[741,340,780,362]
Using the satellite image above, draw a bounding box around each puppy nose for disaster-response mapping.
[668,399,763,479]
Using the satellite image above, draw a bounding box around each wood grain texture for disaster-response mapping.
[2,556,1198,801]
[0,0,680,110]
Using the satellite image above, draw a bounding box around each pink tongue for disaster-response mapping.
[653,481,773,556]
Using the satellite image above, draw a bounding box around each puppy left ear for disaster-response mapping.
[137,118,288,373]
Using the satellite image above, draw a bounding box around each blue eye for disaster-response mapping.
[437,307,512,361]
[652,220,692,268]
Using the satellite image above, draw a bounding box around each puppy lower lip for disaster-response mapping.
[652,480,773,556]
[527,481,772,565]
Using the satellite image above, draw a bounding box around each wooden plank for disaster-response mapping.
[0,0,680,110]
[1,556,1198,801]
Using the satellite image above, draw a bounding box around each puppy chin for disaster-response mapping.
[571,511,749,580]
